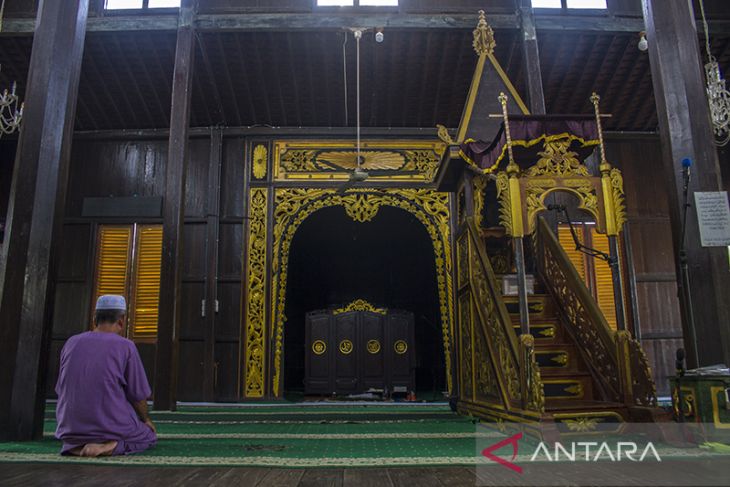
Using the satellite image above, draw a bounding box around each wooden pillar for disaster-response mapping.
[203,127,223,401]
[518,0,546,115]
[518,0,559,237]
[154,0,196,410]
[0,0,89,440]
[643,0,730,368]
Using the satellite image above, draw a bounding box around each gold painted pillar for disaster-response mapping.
[592,93,628,332]
[243,187,269,398]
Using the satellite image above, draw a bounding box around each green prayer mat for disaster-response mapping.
[1,404,728,467]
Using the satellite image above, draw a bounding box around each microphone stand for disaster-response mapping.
[678,165,699,369]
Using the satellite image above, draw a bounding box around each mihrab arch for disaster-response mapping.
[242,188,455,398]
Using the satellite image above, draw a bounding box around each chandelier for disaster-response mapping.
[0,66,24,137]
[699,0,730,146]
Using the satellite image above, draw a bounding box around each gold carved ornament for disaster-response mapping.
[333,299,386,315]
[672,388,695,418]
[473,175,488,229]
[525,139,589,178]
[312,340,327,355]
[494,92,525,238]
[592,92,627,236]
[276,142,443,182]
[366,340,381,354]
[466,225,522,406]
[269,188,454,397]
[339,339,354,355]
[436,124,456,145]
[473,10,496,56]
[458,293,474,401]
[244,188,268,398]
[564,417,601,432]
[394,340,408,355]
[252,144,268,180]
[474,315,500,400]
[519,333,545,413]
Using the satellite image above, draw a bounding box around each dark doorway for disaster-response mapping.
[284,205,444,399]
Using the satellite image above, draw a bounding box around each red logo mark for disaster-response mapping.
[481,432,523,474]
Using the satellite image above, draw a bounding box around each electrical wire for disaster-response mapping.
[355,30,361,169]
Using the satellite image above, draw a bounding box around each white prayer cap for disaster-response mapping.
[95,295,127,311]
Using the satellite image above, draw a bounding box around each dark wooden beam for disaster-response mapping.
[3,12,730,36]
[203,128,222,402]
[154,0,196,411]
[519,0,546,114]
[643,0,730,369]
[0,0,89,440]
[196,13,521,32]
[72,125,442,140]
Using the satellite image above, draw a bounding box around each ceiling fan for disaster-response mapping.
[336,29,417,194]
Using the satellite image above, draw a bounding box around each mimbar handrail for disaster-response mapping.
[464,217,544,413]
[536,216,622,402]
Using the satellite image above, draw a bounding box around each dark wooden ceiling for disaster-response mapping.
[1,28,729,133]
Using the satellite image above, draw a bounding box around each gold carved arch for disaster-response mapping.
[267,188,454,397]
[495,136,626,237]
[522,182,605,236]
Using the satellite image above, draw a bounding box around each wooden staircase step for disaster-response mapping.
[534,346,585,372]
[547,401,629,431]
[545,399,625,411]
[543,375,594,401]
[502,295,554,318]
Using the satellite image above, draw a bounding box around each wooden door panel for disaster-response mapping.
[304,308,415,396]
[359,312,385,390]
[305,311,331,394]
[387,311,415,392]
[334,312,358,394]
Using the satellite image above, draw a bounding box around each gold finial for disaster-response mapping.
[436,124,456,145]
[500,92,518,175]
[591,92,609,170]
[473,10,496,56]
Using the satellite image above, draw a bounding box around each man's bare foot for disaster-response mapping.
[80,440,118,457]
[67,446,84,456]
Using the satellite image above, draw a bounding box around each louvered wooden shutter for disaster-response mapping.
[92,226,132,327]
[130,225,163,340]
[590,228,619,330]
[558,225,587,281]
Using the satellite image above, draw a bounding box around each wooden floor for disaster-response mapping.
[1,458,730,486]
[0,465,477,487]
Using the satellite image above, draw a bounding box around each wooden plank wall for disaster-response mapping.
[42,133,684,402]
[47,135,245,402]
[606,136,681,397]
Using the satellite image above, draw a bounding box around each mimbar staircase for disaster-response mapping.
[503,290,629,432]
[455,217,661,432]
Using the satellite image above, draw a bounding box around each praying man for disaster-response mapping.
[54,295,157,457]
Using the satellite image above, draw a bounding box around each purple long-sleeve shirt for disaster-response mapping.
[55,331,157,455]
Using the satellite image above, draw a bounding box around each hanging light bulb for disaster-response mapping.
[637,31,648,52]
[699,0,730,146]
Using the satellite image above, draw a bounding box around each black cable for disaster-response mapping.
[547,204,614,264]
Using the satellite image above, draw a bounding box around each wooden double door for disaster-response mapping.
[304,308,415,395]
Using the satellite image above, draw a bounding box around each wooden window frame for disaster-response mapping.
[90,223,162,343]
